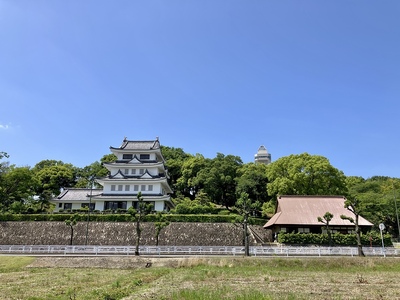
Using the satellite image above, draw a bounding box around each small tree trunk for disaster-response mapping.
[135,219,141,256]
[355,215,365,257]
[70,226,74,246]
[155,227,161,246]
[244,216,250,257]
[327,223,332,247]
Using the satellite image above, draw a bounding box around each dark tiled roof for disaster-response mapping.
[114,159,159,164]
[264,195,373,228]
[107,170,163,179]
[54,188,102,201]
[110,139,160,151]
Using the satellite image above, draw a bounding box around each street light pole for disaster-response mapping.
[393,182,400,242]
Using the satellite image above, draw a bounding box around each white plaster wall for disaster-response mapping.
[71,203,82,210]
[152,183,161,194]
[154,201,164,211]
[95,201,104,211]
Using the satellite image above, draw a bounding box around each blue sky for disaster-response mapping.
[1,1,399,179]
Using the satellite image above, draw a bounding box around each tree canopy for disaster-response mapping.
[266,153,348,200]
[0,166,38,209]
[196,153,243,208]
[236,163,269,204]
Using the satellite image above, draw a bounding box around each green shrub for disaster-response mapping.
[0,213,267,224]
[278,232,393,246]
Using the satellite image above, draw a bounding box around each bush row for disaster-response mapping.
[278,232,393,246]
[172,203,230,215]
[0,213,266,225]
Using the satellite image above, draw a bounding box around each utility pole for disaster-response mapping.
[393,181,400,242]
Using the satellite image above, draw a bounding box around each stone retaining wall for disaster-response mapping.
[0,222,271,246]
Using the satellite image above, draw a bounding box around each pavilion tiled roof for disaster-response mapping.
[55,188,102,201]
[110,138,160,151]
[264,195,373,228]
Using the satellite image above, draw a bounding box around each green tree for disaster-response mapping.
[161,146,190,190]
[318,212,334,246]
[154,212,170,246]
[381,178,400,239]
[34,164,75,196]
[236,163,269,210]
[346,176,400,236]
[65,214,78,245]
[176,154,208,198]
[235,192,261,256]
[32,159,65,172]
[0,151,9,174]
[261,201,276,218]
[0,166,38,211]
[128,192,153,256]
[75,154,116,188]
[341,197,365,257]
[197,153,243,208]
[0,152,10,210]
[266,153,347,200]
[36,190,54,212]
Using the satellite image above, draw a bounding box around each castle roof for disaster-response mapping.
[55,188,102,202]
[110,138,160,151]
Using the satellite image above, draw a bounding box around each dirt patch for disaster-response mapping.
[26,256,188,269]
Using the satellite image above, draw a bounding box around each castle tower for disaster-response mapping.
[254,145,271,165]
[95,137,174,211]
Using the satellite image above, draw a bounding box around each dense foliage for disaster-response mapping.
[0,212,266,225]
[278,232,393,246]
[1,147,399,237]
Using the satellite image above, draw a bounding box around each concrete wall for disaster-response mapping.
[0,222,271,246]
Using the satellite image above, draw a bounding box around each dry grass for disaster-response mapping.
[0,256,399,299]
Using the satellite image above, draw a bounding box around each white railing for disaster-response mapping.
[0,245,398,257]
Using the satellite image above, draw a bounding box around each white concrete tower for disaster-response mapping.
[254,145,271,165]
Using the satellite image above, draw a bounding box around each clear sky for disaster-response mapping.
[1,1,399,179]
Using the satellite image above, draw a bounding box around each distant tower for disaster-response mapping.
[254,145,271,165]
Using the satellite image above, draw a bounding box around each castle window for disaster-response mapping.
[141,185,146,191]
[118,185,123,191]
[124,169,129,174]
[81,203,95,211]
[134,185,139,191]
[111,185,116,191]
[104,201,127,210]
[148,185,153,191]
[123,154,133,159]
[140,154,150,160]
[125,185,130,191]
[64,203,72,210]
[131,169,136,175]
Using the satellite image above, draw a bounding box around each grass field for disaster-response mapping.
[0,255,399,300]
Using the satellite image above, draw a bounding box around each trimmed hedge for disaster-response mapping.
[278,232,393,246]
[0,213,267,225]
